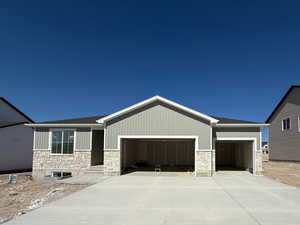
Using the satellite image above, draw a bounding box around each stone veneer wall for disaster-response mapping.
[195,151,213,176]
[212,150,216,175]
[32,150,91,178]
[255,151,263,175]
[103,151,120,175]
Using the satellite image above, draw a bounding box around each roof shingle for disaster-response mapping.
[41,115,107,124]
[36,114,260,125]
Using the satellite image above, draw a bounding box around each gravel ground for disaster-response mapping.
[0,173,89,223]
[263,161,300,188]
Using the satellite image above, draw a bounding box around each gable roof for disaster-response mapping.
[0,97,34,123]
[266,85,300,123]
[96,96,219,124]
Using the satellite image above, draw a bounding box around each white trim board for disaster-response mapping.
[96,96,219,124]
[214,124,269,127]
[117,135,199,176]
[26,123,104,128]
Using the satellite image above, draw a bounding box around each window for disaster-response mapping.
[298,116,300,132]
[51,130,74,154]
[52,171,72,178]
[282,118,291,131]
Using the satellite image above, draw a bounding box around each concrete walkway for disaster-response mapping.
[7,174,300,225]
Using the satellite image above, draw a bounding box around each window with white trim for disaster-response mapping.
[51,130,74,154]
[282,118,291,131]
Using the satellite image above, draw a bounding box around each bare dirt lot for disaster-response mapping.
[263,161,300,188]
[0,173,89,223]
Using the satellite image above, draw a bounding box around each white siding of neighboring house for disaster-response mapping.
[0,124,33,171]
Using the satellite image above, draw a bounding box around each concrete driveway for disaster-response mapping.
[7,174,300,225]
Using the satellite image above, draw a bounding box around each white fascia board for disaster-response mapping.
[214,123,270,127]
[96,95,219,124]
[25,123,104,128]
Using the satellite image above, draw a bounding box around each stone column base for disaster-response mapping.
[104,151,121,176]
[255,151,263,175]
[195,151,214,177]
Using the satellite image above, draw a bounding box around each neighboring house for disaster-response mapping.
[266,85,300,161]
[26,96,268,178]
[0,97,34,172]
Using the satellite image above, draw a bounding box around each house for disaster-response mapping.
[26,96,268,178]
[0,97,34,172]
[266,85,300,161]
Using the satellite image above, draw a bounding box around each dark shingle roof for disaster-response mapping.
[38,114,260,125]
[41,115,107,124]
[211,116,262,124]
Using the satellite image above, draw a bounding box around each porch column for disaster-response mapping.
[103,150,121,175]
[195,150,214,176]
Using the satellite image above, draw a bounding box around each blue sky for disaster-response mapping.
[1,1,300,140]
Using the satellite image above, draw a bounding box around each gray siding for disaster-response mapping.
[105,101,211,149]
[34,128,49,149]
[213,127,261,149]
[269,88,300,161]
[76,128,91,150]
[34,128,92,151]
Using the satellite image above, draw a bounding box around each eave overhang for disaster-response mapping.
[25,123,104,128]
[213,123,269,128]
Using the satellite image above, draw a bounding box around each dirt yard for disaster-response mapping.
[0,173,89,223]
[263,161,300,188]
